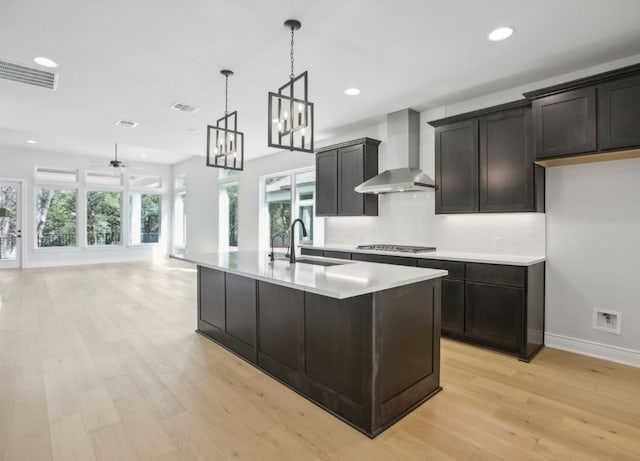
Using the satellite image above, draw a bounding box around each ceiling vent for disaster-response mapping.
[115,119,139,128]
[0,60,57,89]
[171,102,200,113]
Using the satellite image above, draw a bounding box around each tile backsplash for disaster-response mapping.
[324,191,545,256]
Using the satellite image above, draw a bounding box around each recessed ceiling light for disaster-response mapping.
[140,154,148,159]
[344,88,361,96]
[187,128,197,132]
[26,139,37,144]
[33,56,59,68]
[488,27,514,42]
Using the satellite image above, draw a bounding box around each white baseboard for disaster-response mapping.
[545,332,640,368]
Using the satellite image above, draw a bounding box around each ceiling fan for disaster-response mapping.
[90,143,143,172]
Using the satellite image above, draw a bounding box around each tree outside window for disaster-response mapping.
[219,183,238,249]
[86,191,122,245]
[35,189,78,247]
[130,193,160,244]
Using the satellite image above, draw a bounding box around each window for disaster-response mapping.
[173,176,187,251]
[130,193,160,244]
[35,188,78,247]
[86,191,122,245]
[86,171,123,187]
[261,168,316,252]
[218,182,238,250]
[35,167,78,183]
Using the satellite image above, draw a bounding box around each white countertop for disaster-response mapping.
[173,251,447,299]
[300,244,545,266]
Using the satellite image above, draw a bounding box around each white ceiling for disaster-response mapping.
[1,0,640,165]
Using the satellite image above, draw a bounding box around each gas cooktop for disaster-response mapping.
[356,244,436,253]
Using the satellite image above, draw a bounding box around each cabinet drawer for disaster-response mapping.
[466,263,525,288]
[301,248,323,257]
[351,253,417,266]
[323,250,352,260]
[417,259,465,279]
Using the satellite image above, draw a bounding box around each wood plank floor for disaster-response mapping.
[1,260,639,461]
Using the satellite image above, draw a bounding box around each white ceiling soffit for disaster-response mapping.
[0,60,57,89]
[1,0,640,164]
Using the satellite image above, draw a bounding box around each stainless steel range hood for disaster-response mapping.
[355,109,435,194]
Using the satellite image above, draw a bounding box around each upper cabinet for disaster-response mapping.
[524,63,640,164]
[429,100,544,214]
[315,138,380,217]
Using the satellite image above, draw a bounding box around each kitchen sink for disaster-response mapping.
[295,258,347,267]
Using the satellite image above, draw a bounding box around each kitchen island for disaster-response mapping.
[176,251,447,437]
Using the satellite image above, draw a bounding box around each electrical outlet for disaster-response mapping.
[592,307,622,335]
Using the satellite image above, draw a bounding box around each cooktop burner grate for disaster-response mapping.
[356,244,436,253]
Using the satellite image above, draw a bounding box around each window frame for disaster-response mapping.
[173,175,187,253]
[129,175,163,247]
[85,185,124,249]
[218,178,238,251]
[33,185,81,251]
[259,166,320,254]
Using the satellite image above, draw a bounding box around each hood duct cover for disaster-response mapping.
[0,60,57,89]
[355,109,435,194]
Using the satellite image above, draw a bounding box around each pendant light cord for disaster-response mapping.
[224,74,229,115]
[290,25,295,79]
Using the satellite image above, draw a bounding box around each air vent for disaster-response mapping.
[171,102,200,113]
[0,60,57,89]
[115,119,139,128]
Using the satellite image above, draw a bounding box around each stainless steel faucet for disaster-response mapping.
[289,219,308,263]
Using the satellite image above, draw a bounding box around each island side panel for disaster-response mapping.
[372,278,442,434]
[303,292,373,430]
[198,266,226,335]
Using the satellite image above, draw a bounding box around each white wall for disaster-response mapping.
[545,158,640,364]
[0,145,171,267]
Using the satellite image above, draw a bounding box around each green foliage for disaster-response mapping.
[226,185,238,247]
[141,194,160,242]
[269,201,291,247]
[87,191,121,245]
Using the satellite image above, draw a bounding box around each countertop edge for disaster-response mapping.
[172,253,447,299]
[299,245,545,266]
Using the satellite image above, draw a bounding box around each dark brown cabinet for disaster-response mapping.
[465,282,524,353]
[315,138,380,217]
[198,268,258,363]
[418,259,465,335]
[316,150,338,215]
[434,119,479,213]
[301,247,545,361]
[196,264,442,438]
[525,63,640,162]
[480,107,542,212]
[430,100,544,214]
[531,88,597,159]
[599,73,640,150]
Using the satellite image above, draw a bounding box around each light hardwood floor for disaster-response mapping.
[0,260,639,461]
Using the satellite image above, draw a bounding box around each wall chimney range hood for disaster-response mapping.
[355,109,435,194]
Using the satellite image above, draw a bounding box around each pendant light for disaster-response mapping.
[268,19,314,153]
[207,69,244,170]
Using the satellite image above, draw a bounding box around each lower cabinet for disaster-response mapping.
[441,279,465,335]
[465,282,524,353]
[198,265,442,437]
[303,248,545,361]
[198,267,257,363]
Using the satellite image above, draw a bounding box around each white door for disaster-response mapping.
[0,181,22,269]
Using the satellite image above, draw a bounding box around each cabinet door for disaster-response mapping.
[441,279,465,335]
[258,282,304,384]
[533,88,597,159]
[479,107,535,212]
[435,119,479,213]
[466,282,524,353]
[225,273,257,347]
[199,267,225,329]
[599,74,640,150]
[316,150,338,216]
[338,144,365,215]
